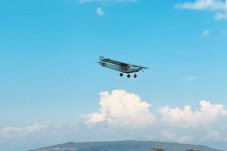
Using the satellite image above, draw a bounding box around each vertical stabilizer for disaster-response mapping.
[99,56,104,61]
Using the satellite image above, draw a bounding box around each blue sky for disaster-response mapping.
[1,0,227,151]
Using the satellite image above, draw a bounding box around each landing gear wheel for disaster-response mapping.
[120,73,123,77]
[134,74,137,78]
[127,74,131,78]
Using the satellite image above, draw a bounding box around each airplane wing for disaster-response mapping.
[102,58,129,66]
[101,56,148,69]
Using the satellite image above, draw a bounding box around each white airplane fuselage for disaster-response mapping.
[99,61,141,73]
[98,56,148,78]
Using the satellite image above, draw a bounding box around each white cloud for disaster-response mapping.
[96,7,105,16]
[202,29,211,37]
[86,90,227,136]
[175,0,226,10]
[215,11,227,19]
[175,0,227,20]
[159,100,227,128]
[161,130,194,143]
[201,130,223,141]
[1,90,227,149]
[1,124,48,138]
[85,93,227,144]
[184,75,196,81]
[86,90,156,127]
[79,0,137,4]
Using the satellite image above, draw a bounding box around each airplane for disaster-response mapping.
[98,56,148,78]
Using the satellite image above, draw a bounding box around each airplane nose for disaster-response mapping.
[140,67,144,72]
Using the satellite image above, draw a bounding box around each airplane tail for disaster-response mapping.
[99,56,104,61]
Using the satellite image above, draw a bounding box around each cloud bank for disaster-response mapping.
[1,124,48,139]
[83,89,227,144]
[87,90,227,129]
[175,0,227,20]
[1,90,227,149]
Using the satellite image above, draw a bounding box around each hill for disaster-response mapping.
[28,140,223,151]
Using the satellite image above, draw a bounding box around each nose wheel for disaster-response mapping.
[120,73,123,77]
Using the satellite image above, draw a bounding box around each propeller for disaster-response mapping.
[139,62,144,72]
[140,67,148,72]
[139,62,148,72]
[140,67,144,72]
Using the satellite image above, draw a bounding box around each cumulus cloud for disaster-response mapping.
[96,7,105,16]
[84,92,227,143]
[86,90,156,127]
[86,90,227,130]
[159,100,227,128]
[175,0,227,20]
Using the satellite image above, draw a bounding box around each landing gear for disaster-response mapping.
[119,73,137,78]
[134,74,137,78]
